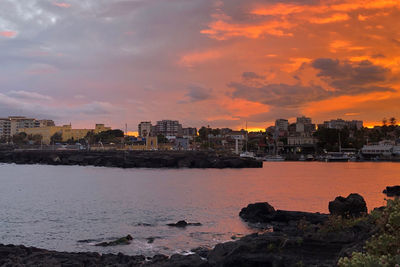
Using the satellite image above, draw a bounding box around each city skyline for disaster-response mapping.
[0,0,399,132]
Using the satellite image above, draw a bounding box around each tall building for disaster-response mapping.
[182,127,197,136]
[155,120,182,137]
[295,116,315,135]
[275,119,289,131]
[138,121,152,137]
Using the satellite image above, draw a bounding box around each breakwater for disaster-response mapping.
[0,150,262,168]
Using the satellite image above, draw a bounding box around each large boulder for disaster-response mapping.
[239,202,276,223]
[328,193,367,217]
[383,185,400,196]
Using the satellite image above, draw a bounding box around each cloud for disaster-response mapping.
[53,2,71,8]
[179,50,221,67]
[8,90,53,101]
[229,81,331,107]
[229,58,395,109]
[0,31,17,38]
[312,58,394,92]
[242,72,265,80]
[183,84,213,102]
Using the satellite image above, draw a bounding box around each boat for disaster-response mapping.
[324,152,350,162]
[240,151,256,158]
[306,154,315,161]
[264,155,285,161]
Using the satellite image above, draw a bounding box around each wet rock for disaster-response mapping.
[95,235,133,247]
[328,193,367,217]
[191,246,211,258]
[167,220,202,227]
[383,185,400,196]
[239,202,276,223]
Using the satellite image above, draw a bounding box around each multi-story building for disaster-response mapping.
[275,119,289,131]
[155,120,182,137]
[0,118,11,140]
[295,116,316,136]
[138,121,152,137]
[0,116,55,140]
[182,127,197,137]
[322,119,363,130]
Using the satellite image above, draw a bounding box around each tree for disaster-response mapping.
[85,129,124,144]
[157,134,168,144]
[50,132,63,144]
[382,118,388,126]
[389,117,397,126]
[28,134,43,145]
[12,132,28,145]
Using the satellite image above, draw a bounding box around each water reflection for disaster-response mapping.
[0,162,398,256]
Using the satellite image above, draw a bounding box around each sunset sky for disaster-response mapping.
[0,0,399,131]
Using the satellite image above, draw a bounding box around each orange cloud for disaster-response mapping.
[201,19,293,40]
[0,31,17,38]
[179,50,222,67]
[53,2,71,8]
[308,13,350,24]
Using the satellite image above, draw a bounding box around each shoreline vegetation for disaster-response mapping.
[1,189,399,266]
[0,150,262,169]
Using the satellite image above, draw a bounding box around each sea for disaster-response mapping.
[0,162,399,256]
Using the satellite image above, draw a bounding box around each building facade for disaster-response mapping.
[19,124,111,144]
[0,116,55,140]
[138,121,152,137]
[155,120,182,137]
[322,119,363,130]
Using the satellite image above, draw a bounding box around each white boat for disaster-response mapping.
[240,151,256,158]
[264,155,285,161]
[324,152,349,162]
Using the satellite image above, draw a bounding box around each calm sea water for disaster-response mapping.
[0,162,399,256]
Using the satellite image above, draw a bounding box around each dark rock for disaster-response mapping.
[167,220,202,227]
[167,220,188,227]
[383,185,400,196]
[239,202,276,223]
[191,246,211,258]
[328,193,367,217]
[95,235,133,247]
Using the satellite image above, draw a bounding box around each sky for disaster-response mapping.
[0,0,399,131]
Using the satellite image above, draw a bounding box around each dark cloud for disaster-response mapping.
[242,71,265,80]
[229,82,331,107]
[184,85,213,102]
[312,58,393,93]
[230,58,394,108]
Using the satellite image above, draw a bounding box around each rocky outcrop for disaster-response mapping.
[328,193,367,217]
[0,150,262,169]
[95,235,133,247]
[166,220,202,227]
[383,185,400,196]
[239,202,328,226]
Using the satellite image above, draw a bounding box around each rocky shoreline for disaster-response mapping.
[0,150,262,169]
[1,192,387,267]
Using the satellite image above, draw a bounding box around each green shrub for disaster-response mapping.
[339,198,400,267]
